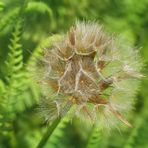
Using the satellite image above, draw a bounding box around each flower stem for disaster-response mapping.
[36,118,61,148]
[36,99,73,148]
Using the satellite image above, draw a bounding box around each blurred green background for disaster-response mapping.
[0,0,148,148]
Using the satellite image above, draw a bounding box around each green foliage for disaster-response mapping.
[0,7,19,32]
[25,1,52,16]
[0,1,4,12]
[0,18,23,132]
[124,117,143,148]
[0,0,148,148]
[86,126,102,148]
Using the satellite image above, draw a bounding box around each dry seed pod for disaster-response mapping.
[38,22,143,128]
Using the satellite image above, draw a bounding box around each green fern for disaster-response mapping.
[0,15,39,140]
[0,7,19,32]
[5,18,24,102]
[0,20,25,140]
[24,1,55,31]
[25,1,53,16]
[123,104,148,148]
[86,126,102,148]
[0,18,23,133]
[123,117,143,148]
[0,79,11,133]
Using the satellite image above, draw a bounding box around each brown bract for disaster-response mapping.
[39,22,142,128]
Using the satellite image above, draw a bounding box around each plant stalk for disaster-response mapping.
[36,118,61,148]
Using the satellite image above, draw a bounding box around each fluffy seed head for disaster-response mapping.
[38,22,143,129]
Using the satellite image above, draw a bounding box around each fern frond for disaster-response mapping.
[0,7,19,32]
[0,79,13,134]
[86,126,102,148]
[1,18,24,112]
[123,115,148,148]
[5,18,39,111]
[5,18,23,82]
[25,1,53,16]
[123,118,142,148]
[0,16,39,136]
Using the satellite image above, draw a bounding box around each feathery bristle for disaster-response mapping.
[37,21,143,129]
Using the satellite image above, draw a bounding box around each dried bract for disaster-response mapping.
[38,22,143,128]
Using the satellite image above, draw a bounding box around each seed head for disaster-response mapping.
[38,22,143,128]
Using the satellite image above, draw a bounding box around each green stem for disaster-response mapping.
[36,99,72,148]
[36,118,61,148]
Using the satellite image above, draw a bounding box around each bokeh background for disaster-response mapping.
[0,0,148,148]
